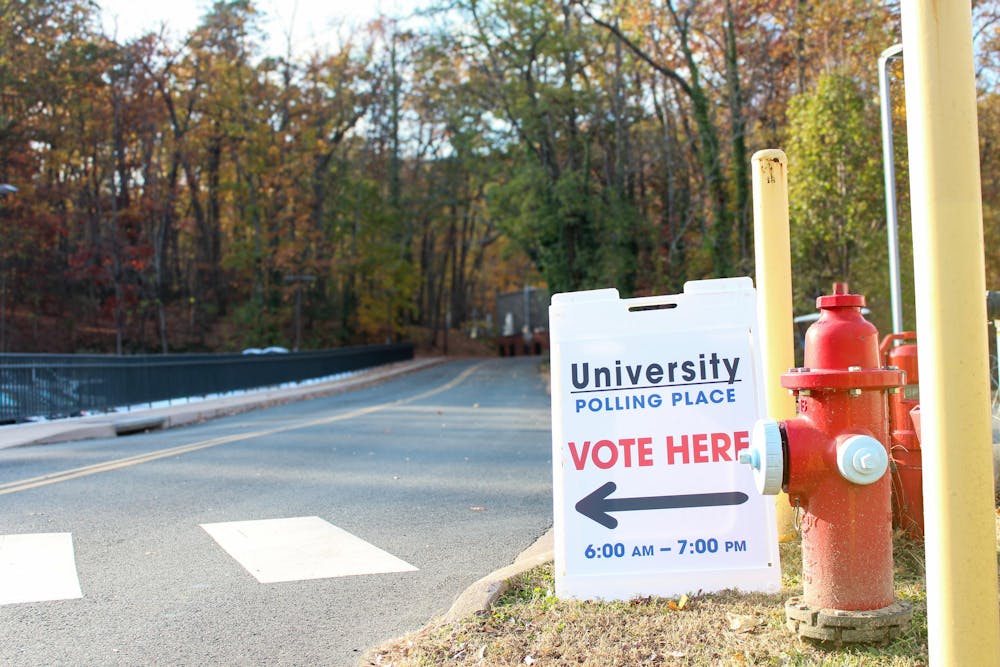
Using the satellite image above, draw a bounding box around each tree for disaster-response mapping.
[786,71,888,319]
[443,0,653,294]
[9,0,1000,356]
[578,0,749,278]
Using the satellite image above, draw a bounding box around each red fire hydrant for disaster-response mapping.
[880,332,924,539]
[740,283,912,643]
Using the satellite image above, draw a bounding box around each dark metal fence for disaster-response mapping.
[0,343,414,423]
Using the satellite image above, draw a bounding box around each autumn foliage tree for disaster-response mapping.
[0,0,999,353]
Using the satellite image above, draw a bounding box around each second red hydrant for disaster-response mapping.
[740,283,913,643]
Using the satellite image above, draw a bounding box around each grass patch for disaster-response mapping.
[364,534,935,666]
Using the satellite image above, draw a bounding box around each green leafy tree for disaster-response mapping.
[786,71,892,322]
[445,0,653,294]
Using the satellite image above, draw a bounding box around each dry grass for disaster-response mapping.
[365,367,1000,665]
[364,533,935,667]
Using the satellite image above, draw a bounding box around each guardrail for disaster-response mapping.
[0,344,414,423]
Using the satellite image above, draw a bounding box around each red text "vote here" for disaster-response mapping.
[567,431,750,470]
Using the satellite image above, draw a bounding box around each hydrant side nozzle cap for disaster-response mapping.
[836,434,889,485]
[749,419,784,495]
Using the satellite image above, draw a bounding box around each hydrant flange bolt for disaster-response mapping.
[837,434,889,485]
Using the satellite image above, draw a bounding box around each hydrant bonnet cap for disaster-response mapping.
[816,293,866,309]
[817,282,866,309]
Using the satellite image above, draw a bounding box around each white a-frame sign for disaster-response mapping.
[549,277,780,600]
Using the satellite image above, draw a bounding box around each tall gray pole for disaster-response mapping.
[879,44,904,335]
[0,184,16,353]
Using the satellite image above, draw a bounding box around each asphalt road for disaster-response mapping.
[0,357,553,666]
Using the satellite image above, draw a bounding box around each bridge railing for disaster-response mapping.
[0,343,414,423]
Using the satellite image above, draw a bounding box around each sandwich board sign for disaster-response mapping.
[549,277,780,600]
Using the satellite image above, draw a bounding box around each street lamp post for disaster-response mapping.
[0,184,17,353]
[283,274,315,352]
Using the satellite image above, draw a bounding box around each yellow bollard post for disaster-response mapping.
[900,2,1000,665]
[751,149,797,543]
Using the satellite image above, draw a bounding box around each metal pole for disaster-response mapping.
[1,275,6,354]
[989,292,1000,398]
[523,285,531,333]
[879,44,905,335]
[751,149,797,543]
[294,283,302,352]
[900,3,1000,665]
[995,320,999,400]
[0,185,17,354]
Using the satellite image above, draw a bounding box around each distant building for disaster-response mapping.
[495,287,549,356]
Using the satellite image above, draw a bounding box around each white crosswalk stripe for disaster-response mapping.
[200,516,418,583]
[0,533,83,605]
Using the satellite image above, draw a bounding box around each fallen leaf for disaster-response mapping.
[666,594,689,611]
[727,612,763,633]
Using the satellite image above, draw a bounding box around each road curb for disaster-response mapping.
[152,357,447,431]
[441,528,554,623]
[0,357,447,449]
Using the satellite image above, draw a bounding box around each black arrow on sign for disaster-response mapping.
[575,481,749,529]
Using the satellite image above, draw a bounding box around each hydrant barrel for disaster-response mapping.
[785,391,896,611]
[881,332,924,538]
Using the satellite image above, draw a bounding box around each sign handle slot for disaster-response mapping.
[628,302,678,313]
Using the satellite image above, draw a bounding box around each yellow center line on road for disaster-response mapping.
[0,362,486,496]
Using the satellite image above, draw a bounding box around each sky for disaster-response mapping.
[98,0,424,53]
